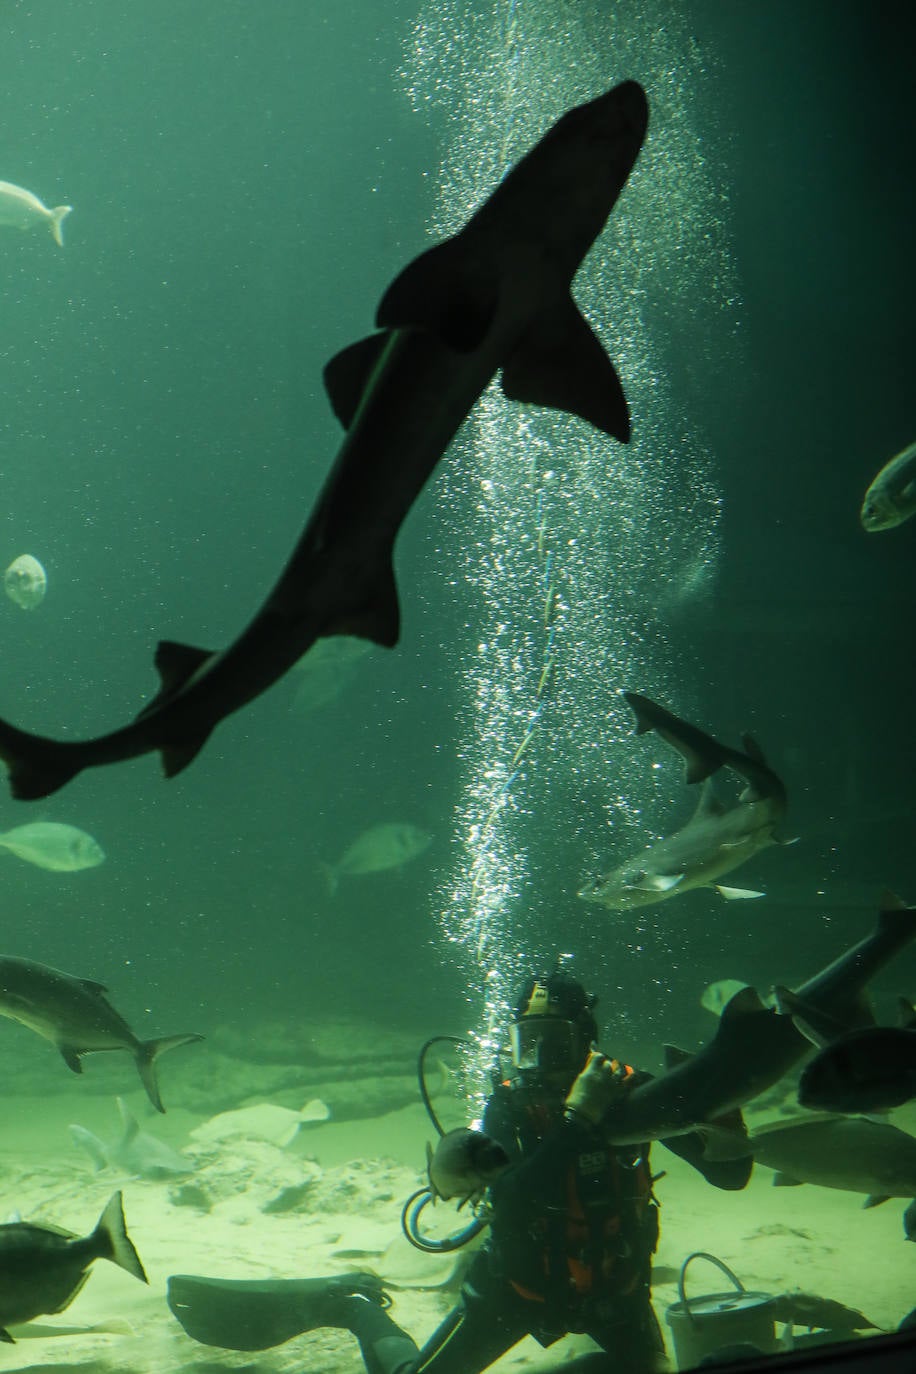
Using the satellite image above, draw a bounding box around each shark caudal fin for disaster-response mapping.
[135,1033,204,1114]
[623,692,728,784]
[0,719,83,800]
[92,1192,148,1283]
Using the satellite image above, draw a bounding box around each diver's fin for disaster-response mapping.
[167,1272,390,1352]
[500,294,630,441]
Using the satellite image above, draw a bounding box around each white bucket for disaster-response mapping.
[664,1252,778,1369]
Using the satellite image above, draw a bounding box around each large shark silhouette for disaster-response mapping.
[0,80,648,799]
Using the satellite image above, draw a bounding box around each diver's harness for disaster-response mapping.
[401,1035,492,1253]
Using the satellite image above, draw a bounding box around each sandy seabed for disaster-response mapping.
[1,1088,913,1374]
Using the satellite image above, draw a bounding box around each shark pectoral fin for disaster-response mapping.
[636,873,684,892]
[60,1047,83,1075]
[500,295,630,441]
[0,1328,13,1344]
[711,885,765,901]
[323,333,391,429]
[863,1195,891,1209]
[772,1173,804,1187]
[376,238,499,352]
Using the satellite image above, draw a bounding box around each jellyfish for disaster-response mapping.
[4,554,47,610]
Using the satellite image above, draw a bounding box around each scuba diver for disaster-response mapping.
[168,971,752,1373]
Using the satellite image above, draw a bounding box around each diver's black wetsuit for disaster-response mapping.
[340,1073,751,1374]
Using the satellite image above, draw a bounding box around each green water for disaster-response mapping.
[1,0,914,1365]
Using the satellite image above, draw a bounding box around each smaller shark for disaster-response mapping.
[580,692,790,910]
[70,1098,194,1179]
[600,891,916,1144]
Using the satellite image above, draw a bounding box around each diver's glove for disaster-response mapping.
[564,1051,631,1126]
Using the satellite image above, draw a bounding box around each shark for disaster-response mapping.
[0,80,648,801]
[69,1098,194,1179]
[579,691,790,910]
[0,956,202,1112]
[600,891,916,1145]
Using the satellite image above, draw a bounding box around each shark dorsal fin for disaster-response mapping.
[79,977,108,996]
[117,1097,140,1145]
[740,733,767,765]
[376,238,499,352]
[500,294,630,441]
[323,333,391,430]
[663,1043,692,1069]
[135,642,215,725]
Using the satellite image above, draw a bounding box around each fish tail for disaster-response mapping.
[50,205,72,247]
[136,1032,204,1113]
[319,861,339,897]
[93,1192,148,1283]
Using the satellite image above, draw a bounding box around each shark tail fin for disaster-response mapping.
[623,691,726,784]
[500,294,631,441]
[92,1192,148,1283]
[50,205,72,246]
[0,720,83,800]
[135,1033,204,1114]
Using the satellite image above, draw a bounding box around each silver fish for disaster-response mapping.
[323,822,432,895]
[0,956,202,1112]
[0,821,104,872]
[0,81,648,799]
[860,439,916,531]
[0,1192,146,1342]
[745,1116,916,1205]
[580,693,790,910]
[0,181,71,247]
